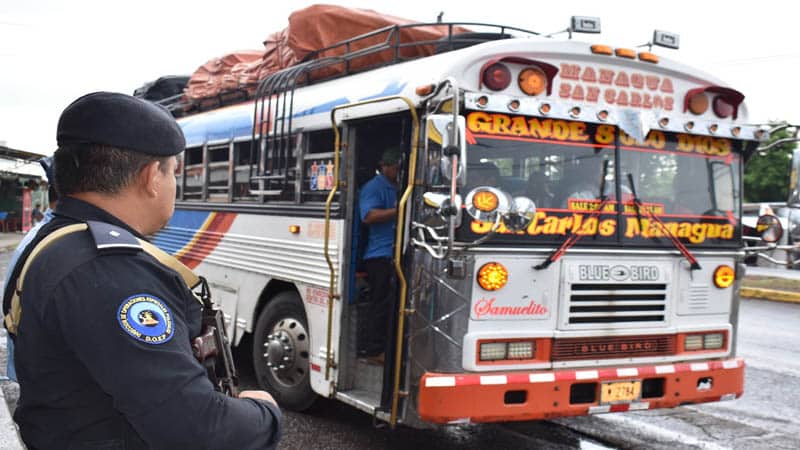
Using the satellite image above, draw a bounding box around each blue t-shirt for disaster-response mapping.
[359,174,398,259]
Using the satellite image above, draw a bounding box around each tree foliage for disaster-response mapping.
[744,121,797,202]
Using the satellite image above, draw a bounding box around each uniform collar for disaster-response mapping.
[54,196,146,240]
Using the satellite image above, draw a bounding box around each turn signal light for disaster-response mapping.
[477,262,508,291]
[518,67,547,96]
[615,48,636,59]
[289,225,301,234]
[713,265,735,288]
[482,63,512,91]
[472,191,499,212]
[713,96,735,118]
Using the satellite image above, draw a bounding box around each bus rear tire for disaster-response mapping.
[252,290,317,411]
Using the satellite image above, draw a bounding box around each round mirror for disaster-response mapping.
[756,214,783,243]
[502,197,537,231]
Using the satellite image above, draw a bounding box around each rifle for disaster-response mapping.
[191,276,239,397]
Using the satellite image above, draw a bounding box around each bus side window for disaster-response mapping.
[233,140,256,201]
[301,129,338,203]
[207,142,231,202]
[183,145,203,200]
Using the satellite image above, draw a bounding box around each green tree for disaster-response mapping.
[744,121,797,202]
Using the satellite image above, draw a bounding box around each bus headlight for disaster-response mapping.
[477,262,508,291]
[479,342,508,361]
[683,331,726,351]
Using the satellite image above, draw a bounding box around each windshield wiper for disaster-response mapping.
[626,173,701,271]
[535,160,610,270]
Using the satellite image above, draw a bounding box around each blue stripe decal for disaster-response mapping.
[151,210,211,254]
[178,80,406,145]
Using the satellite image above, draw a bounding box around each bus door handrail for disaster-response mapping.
[328,96,419,429]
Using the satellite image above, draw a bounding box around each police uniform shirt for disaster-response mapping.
[13,197,281,450]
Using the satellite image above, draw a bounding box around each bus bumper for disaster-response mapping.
[418,358,744,424]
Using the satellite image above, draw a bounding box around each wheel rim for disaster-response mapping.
[261,316,310,388]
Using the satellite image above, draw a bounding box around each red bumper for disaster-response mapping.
[418,358,744,424]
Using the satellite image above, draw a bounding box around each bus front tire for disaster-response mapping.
[252,291,317,411]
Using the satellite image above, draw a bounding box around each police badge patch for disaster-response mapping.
[117,294,174,344]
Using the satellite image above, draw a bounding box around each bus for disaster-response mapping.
[151,17,765,427]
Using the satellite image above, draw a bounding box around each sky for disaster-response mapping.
[1,0,798,156]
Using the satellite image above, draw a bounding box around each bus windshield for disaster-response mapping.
[458,113,743,248]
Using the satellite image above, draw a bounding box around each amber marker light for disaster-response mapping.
[659,117,670,128]
[518,67,547,96]
[477,262,509,291]
[508,99,521,111]
[708,124,718,134]
[570,106,581,117]
[731,126,741,137]
[685,121,695,131]
[539,103,551,114]
[597,110,609,121]
[615,48,636,59]
[590,44,613,55]
[472,190,499,212]
[476,95,489,108]
[713,265,735,288]
[638,52,659,63]
[289,225,301,234]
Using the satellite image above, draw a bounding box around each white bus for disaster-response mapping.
[152,18,762,427]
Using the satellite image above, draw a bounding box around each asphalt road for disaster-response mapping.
[1,247,798,449]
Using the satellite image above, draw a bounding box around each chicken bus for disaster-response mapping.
[151,17,768,427]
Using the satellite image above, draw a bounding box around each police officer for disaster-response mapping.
[6,92,282,449]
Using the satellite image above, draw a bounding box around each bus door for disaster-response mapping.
[333,107,417,415]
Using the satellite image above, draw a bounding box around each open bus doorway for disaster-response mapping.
[340,113,413,410]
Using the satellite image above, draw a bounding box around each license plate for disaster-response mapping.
[600,381,642,403]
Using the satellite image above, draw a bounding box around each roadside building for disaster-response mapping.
[0,143,47,233]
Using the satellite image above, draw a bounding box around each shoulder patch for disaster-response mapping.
[117,294,174,345]
[87,220,141,252]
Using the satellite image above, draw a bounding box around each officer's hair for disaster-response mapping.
[54,144,172,196]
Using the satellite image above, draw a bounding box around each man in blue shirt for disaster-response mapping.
[358,147,402,364]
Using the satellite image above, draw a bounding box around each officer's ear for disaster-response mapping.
[139,160,162,198]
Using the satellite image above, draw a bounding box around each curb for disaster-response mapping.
[740,287,800,304]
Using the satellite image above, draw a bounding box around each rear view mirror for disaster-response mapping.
[756,214,783,243]
[426,114,467,186]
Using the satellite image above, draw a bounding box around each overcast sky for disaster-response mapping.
[1,0,797,155]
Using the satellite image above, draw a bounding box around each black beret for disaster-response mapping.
[57,91,185,156]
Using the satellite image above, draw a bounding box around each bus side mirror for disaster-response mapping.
[422,192,463,228]
[426,114,467,186]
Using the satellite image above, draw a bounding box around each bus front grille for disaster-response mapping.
[551,334,676,360]
[567,283,667,325]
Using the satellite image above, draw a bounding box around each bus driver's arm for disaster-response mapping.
[362,207,397,224]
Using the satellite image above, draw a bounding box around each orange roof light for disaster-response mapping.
[477,262,509,291]
[518,67,547,96]
[415,84,434,96]
[289,225,301,234]
[638,52,659,63]
[615,48,636,59]
[591,44,613,55]
[687,92,709,115]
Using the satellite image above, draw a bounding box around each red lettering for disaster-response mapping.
[586,86,600,102]
[561,63,580,80]
[646,75,659,91]
[615,71,630,87]
[581,66,597,83]
[665,97,674,111]
[559,83,571,98]
[660,78,674,93]
[631,73,644,89]
[617,90,629,106]
[630,92,642,107]
[572,84,585,101]
[643,93,653,108]
[472,298,548,319]
[604,88,616,104]
[599,69,614,84]
[653,95,664,110]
